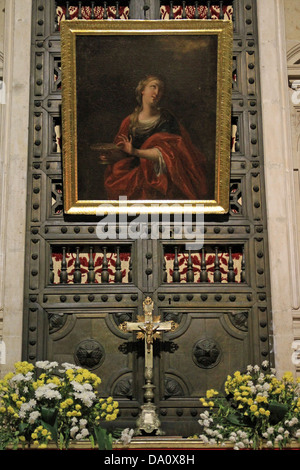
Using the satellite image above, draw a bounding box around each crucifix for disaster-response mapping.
[119,296,177,435]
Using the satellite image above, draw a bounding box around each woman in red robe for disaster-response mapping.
[101,75,207,201]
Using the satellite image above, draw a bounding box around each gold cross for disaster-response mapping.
[119,296,177,435]
[119,296,177,368]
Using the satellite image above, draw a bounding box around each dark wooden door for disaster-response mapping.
[23,0,273,437]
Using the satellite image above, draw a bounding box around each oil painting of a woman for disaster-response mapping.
[100,75,207,200]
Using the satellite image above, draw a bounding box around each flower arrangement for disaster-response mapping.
[0,361,119,450]
[198,361,300,449]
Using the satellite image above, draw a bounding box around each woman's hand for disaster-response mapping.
[117,134,134,155]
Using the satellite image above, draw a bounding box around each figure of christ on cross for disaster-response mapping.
[119,296,177,435]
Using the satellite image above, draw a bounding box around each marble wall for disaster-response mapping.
[284,0,300,372]
[0,0,32,372]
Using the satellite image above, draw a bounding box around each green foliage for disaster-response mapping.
[198,362,300,450]
[0,361,119,450]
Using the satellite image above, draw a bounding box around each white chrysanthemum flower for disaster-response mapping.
[70,426,79,438]
[11,372,33,383]
[79,419,88,428]
[81,428,89,438]
[36,361,58,371]
[120,428,135,445]
[35,383,61,400]
[61,362,81,371]
[73,391,96,407]
[28,410,40,424]
[263,382,271,391]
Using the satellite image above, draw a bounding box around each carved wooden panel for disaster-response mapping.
[23,0,273,436]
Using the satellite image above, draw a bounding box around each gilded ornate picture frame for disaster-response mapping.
[60,20,233,215]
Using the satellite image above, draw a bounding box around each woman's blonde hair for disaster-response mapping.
[129,75,165,136]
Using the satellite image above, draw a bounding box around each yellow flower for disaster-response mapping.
[66,369,75,377]
[31,433,38,439]
[75,404,81,410]
[107,396,113,404]
[259,408,266,415]
[250,404,257,412]
[47,376,61,386]
[39,444,47,449]
[42,429,48,436]
[113,401,119,409]
[206,389,218,399]
[283,371,294,383]
[19,436,26,442]
[3,372,14,382]
[14,361,34,374]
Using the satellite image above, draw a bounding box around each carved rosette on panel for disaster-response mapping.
[229,311,248,332]
[192,338,222,369]
[113,376,133,398]
[48,312,67,333]
[164,377,184,398]
[74,339,105,369]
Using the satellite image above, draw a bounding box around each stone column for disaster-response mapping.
[0,0,32,375]
[257,0,299,376]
